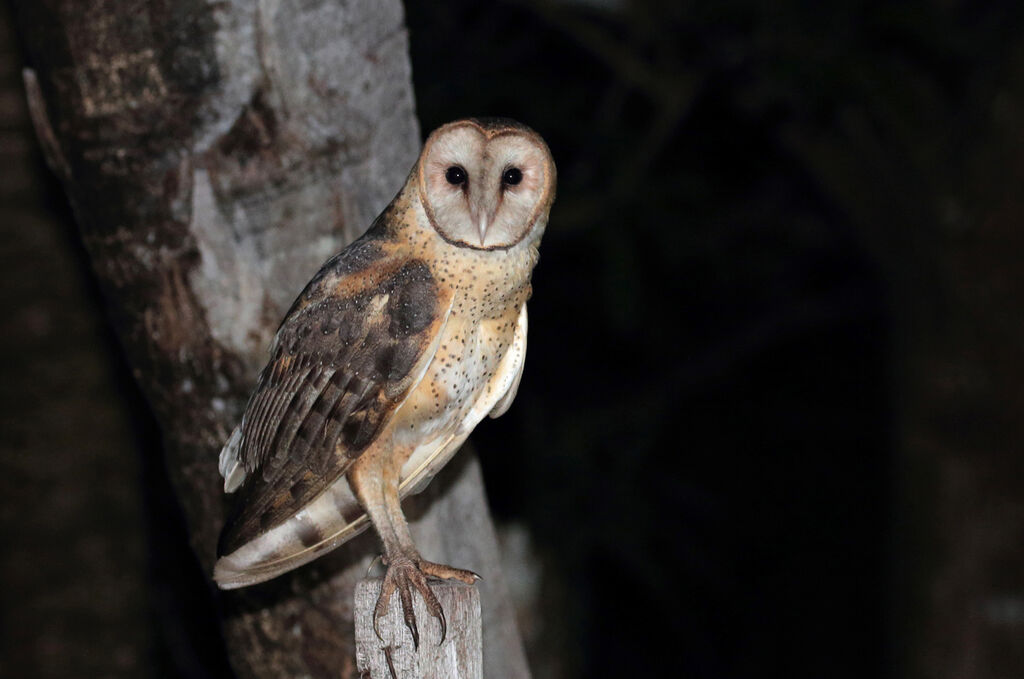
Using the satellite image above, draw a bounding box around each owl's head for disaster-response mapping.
[416,118,556,250]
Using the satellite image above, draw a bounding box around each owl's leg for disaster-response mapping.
[348,453,478,649]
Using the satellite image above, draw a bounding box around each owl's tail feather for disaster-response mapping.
[213,522,372,589]
[213,477,372,589]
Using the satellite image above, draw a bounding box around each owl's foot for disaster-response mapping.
[373,557,480,649]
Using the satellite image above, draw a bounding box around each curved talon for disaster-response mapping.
[373,575,396,643]
[408,566,446,644]
[436,603,447,646]
[365,554,384,578]
[399,574,419,649]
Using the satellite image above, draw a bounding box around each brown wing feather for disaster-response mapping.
[218,242,452,556]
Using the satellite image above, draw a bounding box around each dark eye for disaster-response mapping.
[445,166,467,185]
[502,167,523,186]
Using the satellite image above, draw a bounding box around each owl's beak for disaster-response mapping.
[477,214,489,246]
[471,193,497,246]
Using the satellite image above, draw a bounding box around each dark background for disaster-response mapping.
[4,0,1024,677]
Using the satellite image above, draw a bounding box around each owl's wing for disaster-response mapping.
[217,247,453,557]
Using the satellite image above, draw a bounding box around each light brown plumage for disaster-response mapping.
[214,118,555,646]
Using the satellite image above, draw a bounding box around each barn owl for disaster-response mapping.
[214,118,556,647]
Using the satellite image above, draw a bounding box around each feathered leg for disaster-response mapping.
[347,449,478,649]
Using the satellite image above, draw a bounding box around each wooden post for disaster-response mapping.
[355,579,482,679]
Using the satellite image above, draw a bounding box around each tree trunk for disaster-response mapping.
[14,1,529,676]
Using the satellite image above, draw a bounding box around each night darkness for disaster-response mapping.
[4,0,1024,677]
[408,2,893,676]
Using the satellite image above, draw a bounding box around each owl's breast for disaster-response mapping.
[393,295,521,438]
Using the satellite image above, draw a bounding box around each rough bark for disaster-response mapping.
[14,1,528,676]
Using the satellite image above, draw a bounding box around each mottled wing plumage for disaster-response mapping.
[218,239,453,557]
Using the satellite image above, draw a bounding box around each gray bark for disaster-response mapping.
[15,0,529,675]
